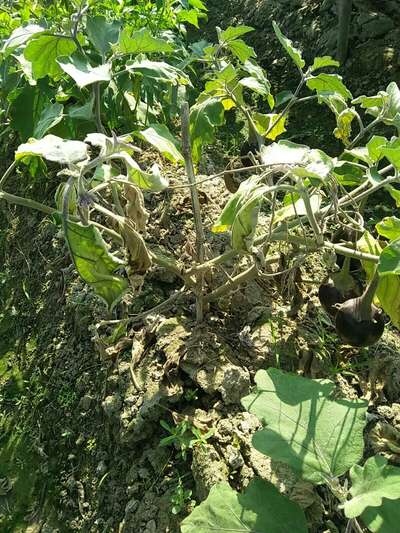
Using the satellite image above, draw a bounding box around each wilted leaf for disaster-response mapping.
[273,193,322,225]
[58,54,111,88]
[181,478,308,533]
[242,368,368,484]
[370,421,400,464]
[272,21,305,69]
[333,107,357,145]
[124,182,148,232]
[64,221,128,309]
[118,152,168,191]
[119,218,151,275]
[344,455,400,518]
[190,95,225,162]
[16,135,88,164]
[139,124,183,163]
[24,34,77,79]
[357,231,400,329]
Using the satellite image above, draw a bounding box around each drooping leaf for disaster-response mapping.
[2,24,44,56]
[344,455,400,519]
[24,34,77,79]
[64,221,128,310]
[117,152,168,191]
[58,54,111,88]
[272,21,305,69]
[180,478,308,533]
[189,95,225,162]
[376,217,400,241]
[310,55,340,72]
[126,57,189,85]
[15,135,88,164]
[85,132,137,157]
[116,27,173,55]
[231,183,269,251]
[378,237,400,277]
[241,368,368,484]
[86,16,121,57]
[273,193,322,225]
[306,73,352,100]
[33,102,64,139]
[333,107,357,145]
[260,139,309,165]
[139,124,183,164]
[241,60,273,104]
[204,63,243,110]
[357,231,400,329]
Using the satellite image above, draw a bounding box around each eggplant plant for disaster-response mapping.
[182,369,400,533]
[1,16,400,351]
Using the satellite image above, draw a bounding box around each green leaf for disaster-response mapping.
[272,21,305,69]
[378,237,400,277]
[361,498,400,533]
[226,39,256,62]
[68,95,95,121]
[376,217,400,241]
[177,9,204,29]
[118,152,169,191]
[181,478,308,533]
[15,135,88,164]
[241,368,368,484]
[380,138,400,169]
[306,73,352,100]
[24,34,77,80]
[386,185,400,207]
[1,24,44,56]
[344,455,400,519]
[357,231,400,329]
[64,221,128,310]
[116,27,173,55]
[367,136,387,163]
[33,102,64,139]
[310,55,340,72]
[231,184,269,251]
[139,124,183,164]
[9,84,48,141]
[86,16,121,56]
[254,112,287,140]
[219,25,254,43]
[125,57,189,85]
[190,95,225,162]
[58,54,111,88]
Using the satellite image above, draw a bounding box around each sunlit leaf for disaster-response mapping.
[378,237,400,277]
[272,21,305,69]
[24,34,77,79]
[2,24,44,56]
[310,55,340,72]
[126,57,189,85]
[181,479,307,533]
[58,54,111,88]
[190,95,225,162]
[86,16,121,56]
[139,124,183,164]
[219,25,254,43]
[226,39,256,63]
[254,112,287,140]
[367,136,387,163]
[242,368,368,484]
[376,217,400,241]
[306,73,352,100]
[16,135,88,164]
[116,27,173,55]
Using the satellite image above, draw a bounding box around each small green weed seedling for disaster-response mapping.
[159,419,214,461]
[170,477,193,516]
[182,369,400,533]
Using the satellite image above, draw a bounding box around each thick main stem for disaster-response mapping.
[181,102,206,322]
[336,0,352,64]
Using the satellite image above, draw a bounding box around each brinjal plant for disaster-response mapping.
[1,12,400,351]
[182,369,400,533]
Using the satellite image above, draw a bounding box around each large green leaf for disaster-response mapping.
[58,54,111,88]
[190,95,225,162]
[15,135,88,165]
[310,55,340,72]
[24,34,77,80]
[357,231,400,329]
[86,16,121,57]
[272,21,305,69]
[226,39,256,63]
[125,57,188,85]
[139,124,183,164]
[116,27,173,55]
[116,152,169,191]
[33,102,64,139]
[306,73,352,100]
[380,138,400,169]
[180,478,308,533]
[378,237,400,276]
[9,84,48,141]
[344,456,400,519]
[242,368,368,484]
[241,60,272,103]
[218,25,254,44]
[64,221,128,310]
[376,217,400,241]
[361,498,400,533]
[1,24,44,56]
[366,136,387,163]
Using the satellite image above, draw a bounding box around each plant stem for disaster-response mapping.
[0,161,16,189]
[0,190,55,215]
[181,102,206,323]
[348,115,382,149]
[94,82,106,134]
[336,0,353,64]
